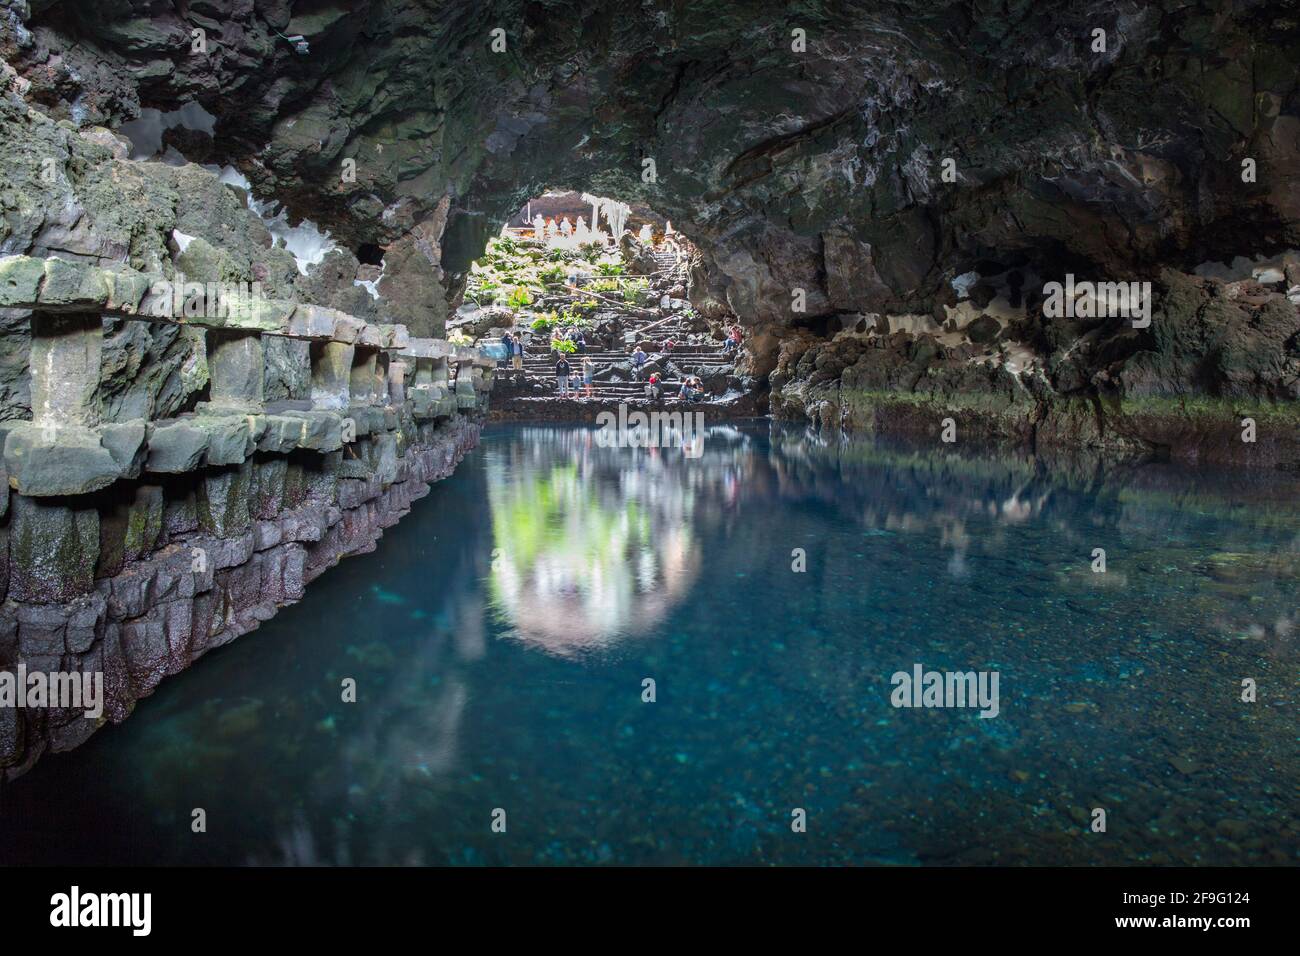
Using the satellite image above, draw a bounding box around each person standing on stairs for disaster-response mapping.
[556,355,572,396]
[511,333,525,370]
[631,345,648,381]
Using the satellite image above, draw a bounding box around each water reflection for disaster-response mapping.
[485,427,759,656]
[0,422,1295,866]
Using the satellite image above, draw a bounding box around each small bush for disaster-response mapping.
[531,312,559,333]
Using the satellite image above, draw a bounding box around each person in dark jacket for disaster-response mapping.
[556,356,572,395]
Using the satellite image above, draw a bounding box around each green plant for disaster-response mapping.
[530,312,559,333]
[464,275,500,306]
[621,278,650,304]
[506,286,533,309]
[539,264,566,285]
[590,277,620,293]
[556,308,594,329]
[595,261,624,276]
[553,339,577,354]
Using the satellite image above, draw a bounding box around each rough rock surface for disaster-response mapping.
[4,0,1296,459]
[0,415,481,780]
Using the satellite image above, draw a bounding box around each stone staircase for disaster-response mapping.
[483,249,737,405]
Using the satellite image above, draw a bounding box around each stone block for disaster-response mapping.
[65,592,106,653]
[195,414,253,466]
[146,420,210,473]
[253,519,283,552]
[206,330,265,411]
[0,255,45,307]
[37,257,109,309]
[254,457,287,519]
[284,410,343,452]
[30,312,103,428]
[16,603,69,655]
[99,420,148,478]
[196,464,253,538]
[3,424,121,496]
[97,483,164,579]
[8,494,99,602]
[255,414,306,454]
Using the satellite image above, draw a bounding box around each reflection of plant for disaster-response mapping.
[484,449,699,656]
[448,331,473,346]
[488,463,655,589]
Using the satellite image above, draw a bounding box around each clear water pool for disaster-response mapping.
[1,423,1296,865]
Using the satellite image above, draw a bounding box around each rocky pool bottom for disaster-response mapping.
[0,423,1295,866]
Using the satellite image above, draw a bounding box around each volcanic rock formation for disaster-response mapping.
[4,0,1300,461]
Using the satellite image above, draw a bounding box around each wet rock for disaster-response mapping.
[196,464,253,537]
[8,494,99,603]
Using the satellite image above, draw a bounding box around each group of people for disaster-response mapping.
[502,328,729,403]
[553,354,596,398]
[640,371,704,402]
[501,330,526,370]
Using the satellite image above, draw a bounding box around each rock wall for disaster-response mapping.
[0,415,481,780]
[0,47,499,780]
[5,0,1296,461]
[771,263,1300,466]
[0,245,495,780]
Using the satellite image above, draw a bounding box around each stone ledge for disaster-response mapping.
[0,255,485,365]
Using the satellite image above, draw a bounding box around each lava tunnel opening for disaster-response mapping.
[454,189,747,406]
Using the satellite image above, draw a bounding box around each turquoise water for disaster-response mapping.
[1,423,1296,865]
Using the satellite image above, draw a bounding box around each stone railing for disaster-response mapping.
[0,254,495,778]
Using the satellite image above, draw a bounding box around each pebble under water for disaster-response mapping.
[0,422,1296,866]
